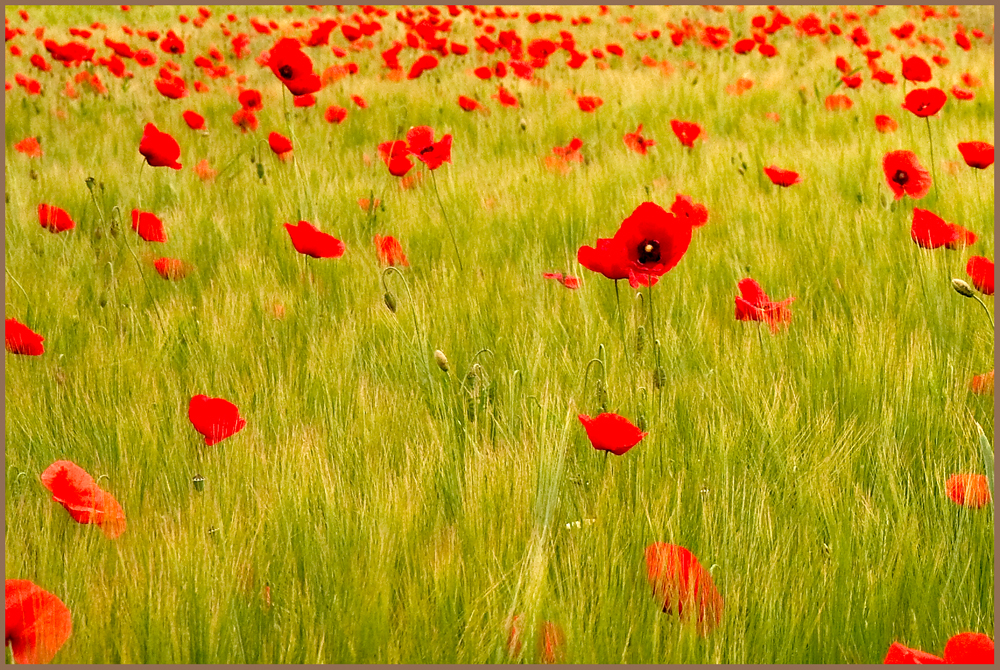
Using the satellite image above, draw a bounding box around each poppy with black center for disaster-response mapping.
[611,202,693,282]
[882,150,931,200]
[902,87,947,118]
[267,37,321,95]
[957,141,994,169]
[405,126,452,169]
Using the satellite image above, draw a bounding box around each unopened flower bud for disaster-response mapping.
[383,291,397,312]
[192,473,205,491]
[952,278,976,298]
[519,118,527,131]
[434,349,450,372]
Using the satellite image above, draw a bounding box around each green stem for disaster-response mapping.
[925,117,938,202]
[972,294,994,330]
[4,267,31,322]
[430,170,463,272]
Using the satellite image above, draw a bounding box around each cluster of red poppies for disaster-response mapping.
[5,4,995,664]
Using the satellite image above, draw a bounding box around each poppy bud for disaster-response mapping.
[636,410,647,432]
[952,278,976,298]
[636,326,645,353]
[383,291,397,312]
[256,161,265,179]
[85,176,96,192]
[653,367,667,389]
[192,473,205,491]
[434,349,450,372]
[519,118,527,131]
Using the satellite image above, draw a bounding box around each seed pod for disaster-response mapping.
[383,291,397,312]
[952,278,976,298]
[653,367,667,390]
[192,473,205,492]
[434,349,450,372]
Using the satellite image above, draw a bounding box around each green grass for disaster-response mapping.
[5,4,995,664]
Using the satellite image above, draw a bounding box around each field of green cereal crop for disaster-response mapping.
[4,4,995,664]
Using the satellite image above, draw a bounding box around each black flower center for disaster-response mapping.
[892,169,909,186]
[278,64,294,79]
[637,240,661,264]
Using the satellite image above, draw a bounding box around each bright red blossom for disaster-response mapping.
[5,319,45,356]
[875,115,898,133]
[14,136,42,157]
[38,204,76,233]
[578,413,647,455]
[405,126,452,170]
[763,165,802,187]
[910,208,976,249]
[153,257,192,280]
[670,194,709,228]
[613,202,693,282]
[645,543,723,636]
[284,221,346,259]
[182,110,205,130]
[946,474,991,508]
[131,209,166,242]
[5,580,73,664]
[902,88,947,118]
[188,394,247,445]
[378,140,413,177]
[957,142,994,169]
[40,460,127,538]
[138,123,182,169]
[623,124,655,155]
[882,151,931,200]
[966,256,994,295]
[670,119,702,148]
[735,278,795,332]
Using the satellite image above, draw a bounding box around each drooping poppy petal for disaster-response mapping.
[577,238,632,282]
[910,208,976,249]
[942,632,995,664]
[130,209,166,242]
[644,543,723,635]
[763,165,802,187]
[578,413,647,456]
[283,220,346,259]
[153,257,192,280]
[957,142,994,169]
[188,394,247,446]
[734,278,795,332]
[5,319,44,356]
[883,642,945,664]
[882,150,931,200]
[373,235,409,266]
[5,580,72,664]
[966,256,994,295]
[138,123,182,169]
[945,474,992,508]
[670,194,709,228]
[611,202,693,280]
[37,204,75,233]
[40,460,126,538]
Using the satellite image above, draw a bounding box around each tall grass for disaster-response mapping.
[5,4,994,663]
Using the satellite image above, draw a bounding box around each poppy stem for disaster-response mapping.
[972,293,994,330]
[4,267,31,322]
[281,86,311,221]
[645,279,657,347]
[925,117,938,202]
[430,170,464,272]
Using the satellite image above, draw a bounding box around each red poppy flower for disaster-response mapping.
[644,543,723,635]
[872,69,897,86]
[577,238,633,282]
[232,108,258,133]
[670,194,709,228]
[670,119,702,148]
[840,73,862,89]
[5,580,73,664]
[957,142,994,169]
[623,124,655,155]
[377,140,414,177]
[578,413,647,455]
[5,319,44,356]
[130,209,166,242]
[407,54,438,79]
[900,55,932,82]
[160,30,185,55]
[942,633,994,663]
[763,165,802,187]
[612,202,692,281]
[153,257,192,280]
[13,136,42,158]
[37,203,76,233]
[458,95,481,112]
[325,105,348,124]
[576,95,603,112]
[951,86,975,101]
[238,88,263,111]
[268,131,293,158]
[188,394,247,446]
[970,370,994,396]
[910,208,976,249]
[182,110,205,130]
[945,474,991,508]
[758,43,777,58]
[883,642,946,664]
[405,126,452,170]
[350,94,367,109]
[882,151,931,200]
[734,278,794,332]
[373,235,409,266]
[267,37,321,96]
[875,114,898,133]
[40,460,127,538]
[138,123,181,170]
[966,256,994,295]
[473,66,493,80]
[284,220,346,259]
[824,94,853,110]
[902,87,947,118]
[492,84,518,108]
[733,38,755,54]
